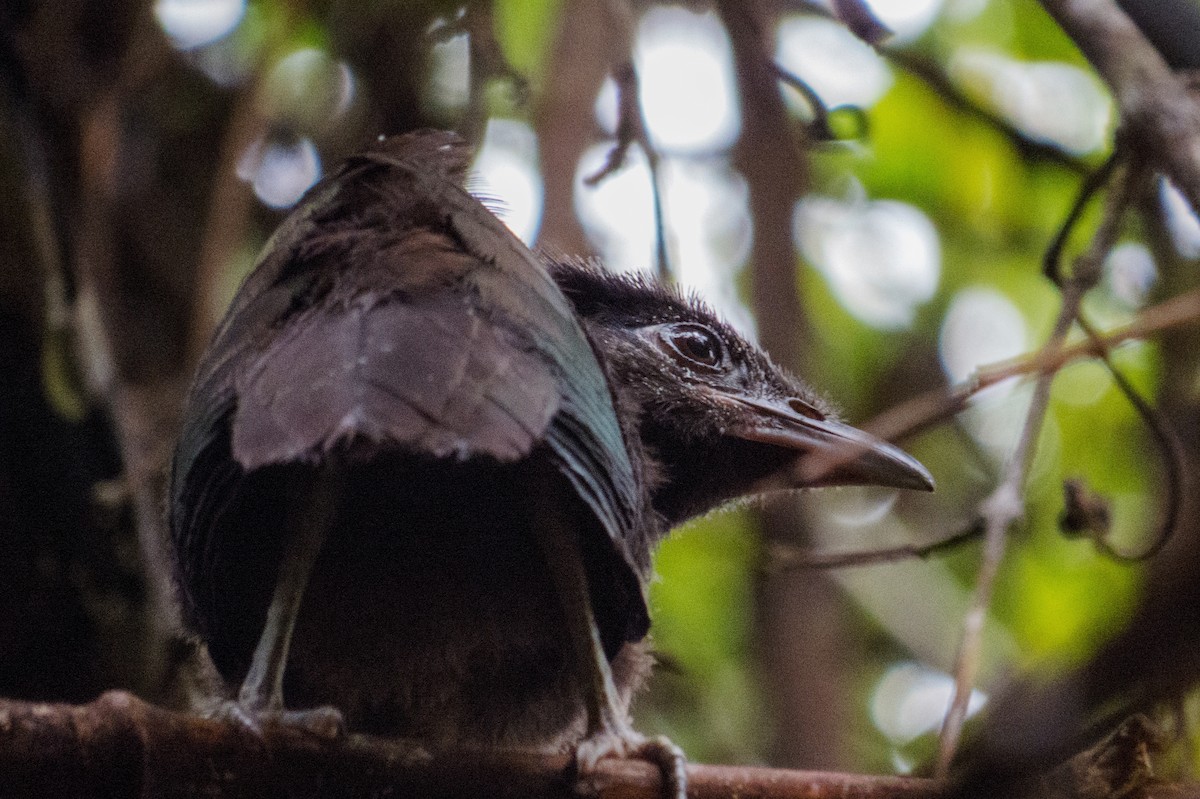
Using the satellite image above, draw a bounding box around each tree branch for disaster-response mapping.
[0,692,944,799]
[794,279,1200,484]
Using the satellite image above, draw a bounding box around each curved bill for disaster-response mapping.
[726,394,934,492]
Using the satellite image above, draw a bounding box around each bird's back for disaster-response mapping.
[169,131,651,744]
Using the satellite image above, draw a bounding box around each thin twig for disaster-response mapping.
[1073,313,1183,562]
[579,0,672,281]
[795,281,1200,485]
[585,57,671,281]
[771,61,837,140]
[461,1,530,144]
[831,0,893,45]
[780,1,1090,171]
[935,140,1142,777]
[1043,148,1124,282]
[1041,149,1183,563]
[766,520,984,571]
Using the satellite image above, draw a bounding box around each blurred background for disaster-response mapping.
[2,0,1195,779]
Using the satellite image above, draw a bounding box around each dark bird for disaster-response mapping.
[169,130,933,792]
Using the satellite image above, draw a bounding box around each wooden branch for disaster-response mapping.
[794,281,1200,484]
[0,692,943,799]
[9,693,1200,798]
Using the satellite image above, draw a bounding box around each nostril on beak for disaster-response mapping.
[787,397,826,421]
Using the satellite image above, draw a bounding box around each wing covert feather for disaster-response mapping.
[230,291,559,468]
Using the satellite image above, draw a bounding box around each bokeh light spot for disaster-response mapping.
[795,195,940,330]
[613,7,741,153]
[1159,177,1200,259]
[952,50,1112,154]
[871,661,986,746]
[1104,241,1156,309]
[264,49,356,132]
[575,148,753,332]
[866,0,944,42]
[472,119,543,245]
[776,16,892,109]
[238,135,321,209]
[939,287,1028,388]
[428,33,470,116]
[155,0,246,50]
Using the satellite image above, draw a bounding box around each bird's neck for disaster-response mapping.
[638,418,798,529]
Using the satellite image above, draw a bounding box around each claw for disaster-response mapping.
[205,699,346,741]
[276,705,347,739]
[638,736,687,799]
[575,722,687,799]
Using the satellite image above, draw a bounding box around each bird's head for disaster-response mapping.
[550,260,933,528]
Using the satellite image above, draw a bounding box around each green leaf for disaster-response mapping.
[494,0,563,81]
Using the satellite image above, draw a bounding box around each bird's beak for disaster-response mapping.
[724,394,934,492]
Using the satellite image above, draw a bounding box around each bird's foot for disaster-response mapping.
[204,698,346,740]
[575,719,687,799]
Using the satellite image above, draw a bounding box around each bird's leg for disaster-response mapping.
[215,470,345,739]
[533,493,687,799]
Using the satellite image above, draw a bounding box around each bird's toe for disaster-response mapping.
[574,725,687,799]
[202,699,346,741]
[276,705,347,739]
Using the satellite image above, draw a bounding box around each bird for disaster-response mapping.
[168,129,933,795]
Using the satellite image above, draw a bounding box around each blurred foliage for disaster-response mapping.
[495,0,563,78]
[643,0,1162,773]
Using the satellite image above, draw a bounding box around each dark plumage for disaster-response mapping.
[169,130,931,781]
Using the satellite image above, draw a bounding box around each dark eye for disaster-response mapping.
[661,324,725,369]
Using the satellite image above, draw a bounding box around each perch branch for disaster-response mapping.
[3,693,1195,799]
[0,692,943,799]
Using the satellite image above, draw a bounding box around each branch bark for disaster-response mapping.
[0,692,942,799]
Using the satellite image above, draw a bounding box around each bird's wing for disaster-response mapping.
[172,130,649,648]
[227,232,561,469]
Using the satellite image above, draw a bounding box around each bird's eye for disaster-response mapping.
[661,324,725,370]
